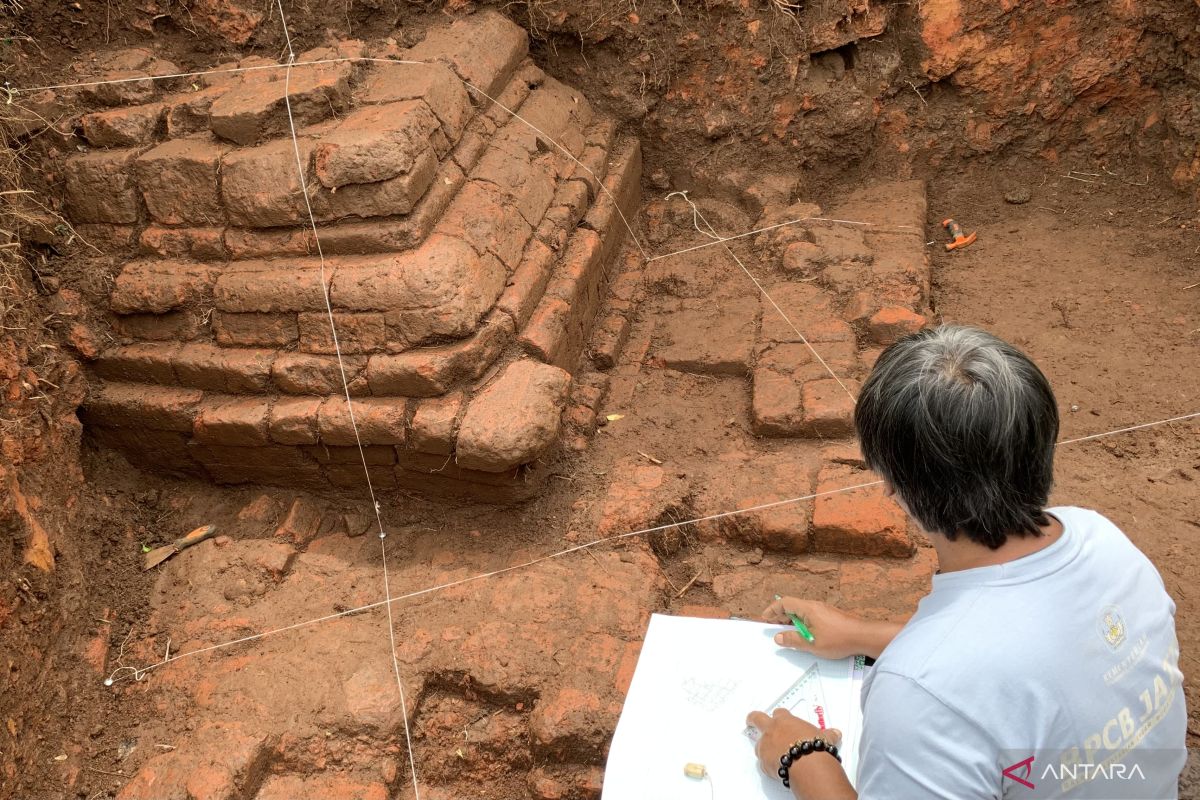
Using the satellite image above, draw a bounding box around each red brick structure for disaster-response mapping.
[64,13,641,500]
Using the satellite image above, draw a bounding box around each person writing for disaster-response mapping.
[746,326,1187,798]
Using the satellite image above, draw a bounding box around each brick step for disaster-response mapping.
[83,356,572,497]
[54,12,641,501]
[519,138,642,370]
[96,312,512,398]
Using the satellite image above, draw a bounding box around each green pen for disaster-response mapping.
[774,594,816,644]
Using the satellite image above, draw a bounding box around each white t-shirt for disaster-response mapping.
[856,507,1187,799]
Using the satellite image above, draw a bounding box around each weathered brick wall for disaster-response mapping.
[54,12,641,501]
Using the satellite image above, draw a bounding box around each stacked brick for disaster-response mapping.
[55,12,641,500]
[748,180,930,439]
[635,181,931,557]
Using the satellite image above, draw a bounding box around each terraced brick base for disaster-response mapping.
[65,12,641,501]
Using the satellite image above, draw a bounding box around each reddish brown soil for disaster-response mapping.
[1,3,1199,799]
[3,162,1195,800]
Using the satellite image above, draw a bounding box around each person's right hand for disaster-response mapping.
[763,597,884,660]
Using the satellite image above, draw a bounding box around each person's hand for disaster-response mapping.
[746,707,842,780]
[763,597,875,660]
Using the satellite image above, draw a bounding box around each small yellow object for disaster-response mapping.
[606,413,625,422]
[683,762,707,779]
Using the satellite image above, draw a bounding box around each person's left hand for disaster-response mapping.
[745,708,842,780]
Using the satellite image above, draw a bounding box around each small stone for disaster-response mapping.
[649,169,670,190]
[1004,186,1031,204]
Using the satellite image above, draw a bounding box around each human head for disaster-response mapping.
[854,325,1059,549]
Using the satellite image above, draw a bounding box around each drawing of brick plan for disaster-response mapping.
[66,12,641,501]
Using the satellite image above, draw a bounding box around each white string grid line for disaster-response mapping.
[646,215,920,263]
[103,407,1200,687]
[666,190,858,404]
[270,5,422,796]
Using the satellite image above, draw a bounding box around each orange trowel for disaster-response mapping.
[143,524,218,570]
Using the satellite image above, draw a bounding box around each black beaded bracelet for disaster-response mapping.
[777,738,841,789]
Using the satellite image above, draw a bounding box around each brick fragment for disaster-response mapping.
[138,226,227,260]
[800,378,859,438]
[456,359,569,471]
[497,238,556,329]
[589,311,630,370]
[310,148,438,222]
[272,353,369,395]
[503,75,592,158]
[752,367,802,436]
[326,463,399,489]
[545,228,603,307]
[213,312,298,347]
[811,464,913,557]
[223,227,315,259]
[173,343,275,393]
[209,61,353,145]
[214,262,328,313]
[90,427,201,474]
[583,140,641,260]
[829,179,927,231]
[115,723,267,800]
[473,145,556,228]
[274,497,324,544]
[435,180,532,269]
[529,684,615,760]
[811,224,873,262]
[409,391,465,455]
[111,262,214,315]
[64,150,141,224]
[311,101,439,189]
[94,343,180,385]
[116,312,204,342]
[759,282,854,344]
[134,138,229,225]
[781,240,823,276]
[356,61,472,140]
[655,297,758,376]
[221,138,315,227]
[268,396,323,445]
[702,451,814,552]
[519,296,570,365]
[194,445,325,487]
[298,312,386,355]
[81,50,179,107]
[193,396,270,445]
[318,398,407,446]
[366,314,511,397]
[81,383,203,433]
[305,444,396,465]
[332,236,505,344]
[868,306,927,345]
[405,10,528,98]
[80,103,164,147]
[163,86,227,137]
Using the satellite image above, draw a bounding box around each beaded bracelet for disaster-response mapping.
[777,737,841,789]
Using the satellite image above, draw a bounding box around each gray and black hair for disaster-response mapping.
[854,325,1059,549]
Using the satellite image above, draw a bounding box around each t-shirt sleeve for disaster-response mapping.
[856,671,1000,800]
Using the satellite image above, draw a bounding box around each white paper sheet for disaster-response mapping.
[603,614,862,799]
